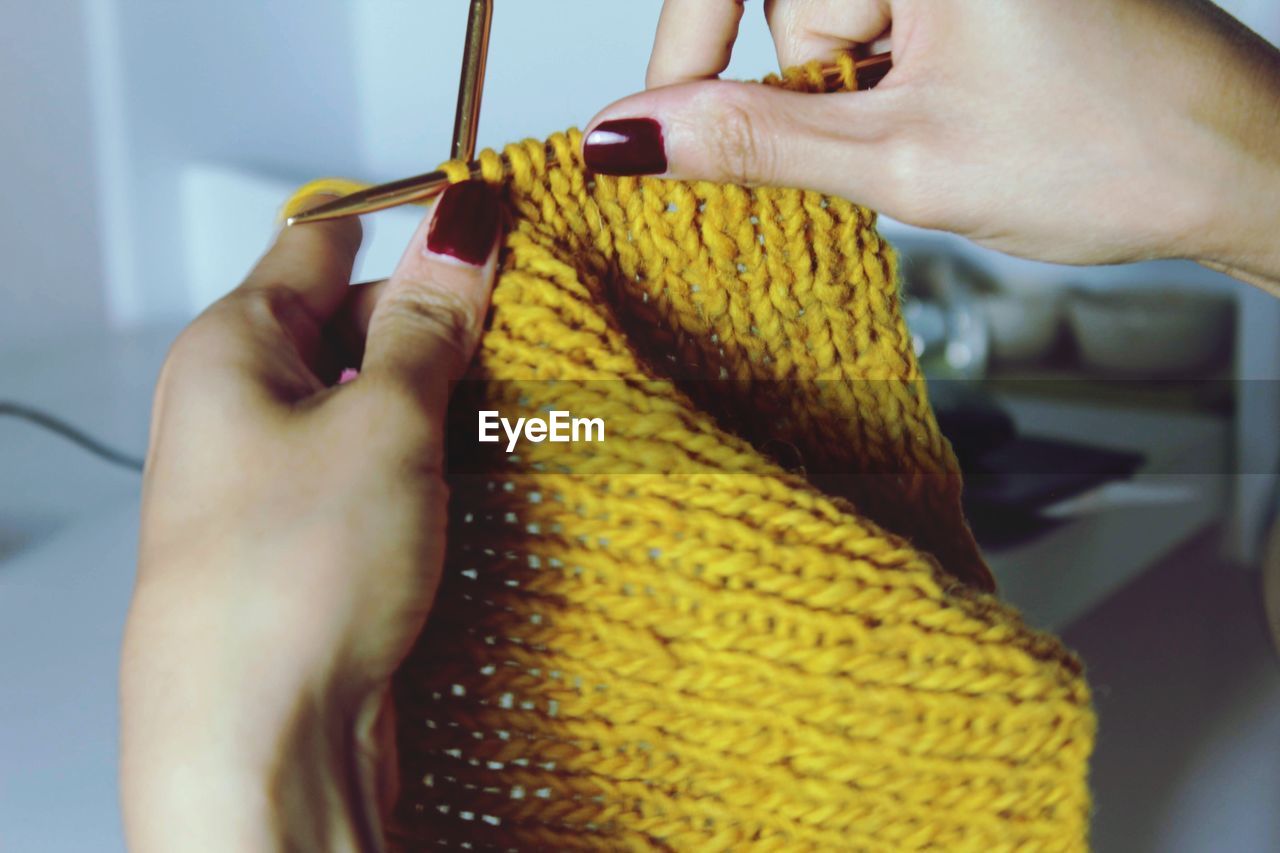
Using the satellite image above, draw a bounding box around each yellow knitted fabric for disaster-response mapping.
[286,58,1094,851]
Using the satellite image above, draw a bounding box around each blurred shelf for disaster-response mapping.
[981,364,1236,416]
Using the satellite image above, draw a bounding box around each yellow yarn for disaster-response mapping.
[286,57,1094,851]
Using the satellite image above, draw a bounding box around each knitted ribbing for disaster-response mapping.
[286,57,1094,851]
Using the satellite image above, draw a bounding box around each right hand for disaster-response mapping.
[582,0,1280,294]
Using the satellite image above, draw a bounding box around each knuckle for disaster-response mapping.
[365,376,426,421]
[162,323,199,369]
[382,286,479,366]
[162,310,225,376]
[154,311,236,410]
[154,336,188,399]
[357,376,448,450]
[883,139,938,225]
[243,284,318,333]
[644,61,666,90]
[312,214,364,259]
[705,92,777,187]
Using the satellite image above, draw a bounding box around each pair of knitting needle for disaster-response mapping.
[286,0,493,227]
[287,1,892,227]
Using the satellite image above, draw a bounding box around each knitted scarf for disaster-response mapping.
[286,57,1094,852]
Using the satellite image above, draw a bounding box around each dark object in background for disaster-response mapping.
[934,386,1144,547]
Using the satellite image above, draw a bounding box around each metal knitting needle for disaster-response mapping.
[287,51,894,226]
[288,0,493,228]
[452,0,492,162]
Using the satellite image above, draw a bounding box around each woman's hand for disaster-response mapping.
[120,180,502,852]
[582,0,1280,294]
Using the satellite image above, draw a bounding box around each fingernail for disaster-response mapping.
[425,179,501,266]
[583,118,668,176]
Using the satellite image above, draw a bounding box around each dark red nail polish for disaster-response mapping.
[583,118,668,176]
[426,179,501,265]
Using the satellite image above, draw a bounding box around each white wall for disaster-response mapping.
[86,0,368,326]
[1227,0,1280,35]
[0,0,106,350]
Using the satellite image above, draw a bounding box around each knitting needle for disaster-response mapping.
[452,0,492,162]
[287,51,894,226]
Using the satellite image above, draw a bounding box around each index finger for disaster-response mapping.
[234,195,364,356]
[161,195,363,409]
[646,0,746,89]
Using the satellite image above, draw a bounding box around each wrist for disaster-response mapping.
[268,685,388,853]
[1186,98,1280,294]
[1198,168,1280,296]
[122,666,388,852]
[1175,30,1280,293]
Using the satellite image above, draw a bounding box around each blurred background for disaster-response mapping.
[2,2,1278,850]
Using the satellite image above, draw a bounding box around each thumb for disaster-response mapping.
[582,79,905,210]
[361,179,502,408]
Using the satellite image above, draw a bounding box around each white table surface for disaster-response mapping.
[0,502,138,853]
[0,327,167,851]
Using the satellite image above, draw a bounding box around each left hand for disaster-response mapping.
[120,180,502,852]
[583,0,1280,293]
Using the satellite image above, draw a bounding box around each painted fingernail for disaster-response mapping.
[583,118,668,176]
[425,179,501,266]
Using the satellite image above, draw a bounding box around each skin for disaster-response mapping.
[120,195,501,851]
[589,0,1280,295]
[122,2,1280,850]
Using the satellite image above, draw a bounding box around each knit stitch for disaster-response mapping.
[285,56,1094,852]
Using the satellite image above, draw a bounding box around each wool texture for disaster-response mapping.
[285,56,1095,852]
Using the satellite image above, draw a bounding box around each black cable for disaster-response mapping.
[0,400,145,473]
